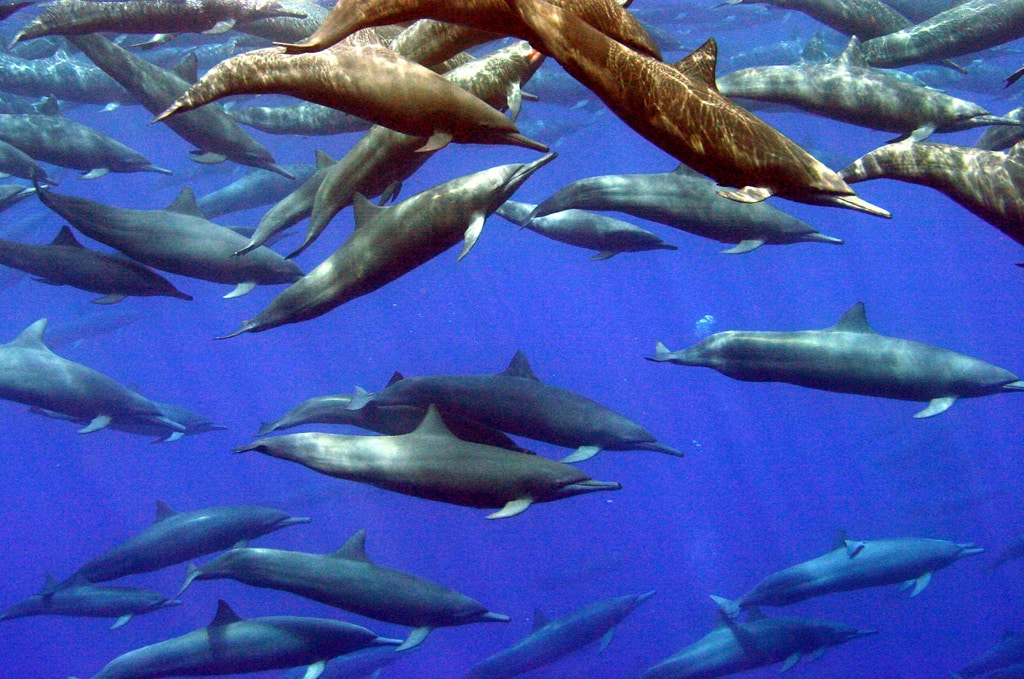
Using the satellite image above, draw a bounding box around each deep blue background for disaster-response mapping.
[0,2,1021,678]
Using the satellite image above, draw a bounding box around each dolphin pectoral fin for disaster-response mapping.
[417,132,452,153]
[717,186,772,203]
[204,19,236,35]
[807,647,827,662]
[189,151,228,165]
[396,626,432,651]
[223,282,257,299]
[907,123,937,143]
[110,614,133,629]
[92,293,126,305]
[78,414,112,434]
[487,497,533,519]
[301,660,326,679]
[909,572,932,597]
[80,168,109,180]
[721,239,764,254]
[599,626,616,652]
[160,431,185,443]
[590,251,618,261]
[457,213,486,262]
[780,651,802,672]
[914,396,957,418]
[709,595,741,619]
[561,446,600,463]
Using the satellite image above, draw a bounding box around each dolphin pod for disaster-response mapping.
[648,302,1023,418]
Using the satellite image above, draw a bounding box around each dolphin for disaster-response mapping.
[0,574,180,629]
[178,530,509,650]
[72,600,402,679]
[0,318,185,436]
[530,166,841,254]
[153,44,547,155]
[641,611,876,679]
[0,183,34,212]
[505,0,889,217]
[711,536,983,618]
[0,225,192,304]
[235,0,329,43]
[386,18,502,70]
[495,199,678,260]
[276,0,661,62]
[465,591,655,679]
[57,501,310,588]
[976,105,1024,151]
[223,153,556,336]
[344,351,681,462]
[0,48,134,106]
[226,101,371,136]
[193,162,315,219]
[0,136,54,184]
[234,405,622,519]
[840,139,1024,250]
[955,630,1024,678]
[647,302,1024,418]
[30,400,226,443]
[716,0,917,41]
[717,37,1020,142]
[992,538,1024,569]
[35,185,303,298]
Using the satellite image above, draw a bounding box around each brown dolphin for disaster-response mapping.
[234,405,621,519]
[153,44,546,154]
[277,0,660,61]
[505,0,889,217]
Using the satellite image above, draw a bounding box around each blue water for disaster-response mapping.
[0,3,1022,678]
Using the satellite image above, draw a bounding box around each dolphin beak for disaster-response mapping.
[278,516,312,527]
[559,479,622,496]
[830,193,891,218]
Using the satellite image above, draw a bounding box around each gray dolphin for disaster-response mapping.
[345,350,681,462]
[641,612,876,678]
[530,166,840,254]
[227,101,371,136]
[647,302,1024,418]
[495,199,678,259]
[711,536,983,618]
[0,318,184,436]
[465,591,655,679]
[859,0,1024,69]
[72,600,402,679]
[0,48,134,106]
[30,400,225,443]
[197,161,317,219]
[235,0,329,43]
[234,405,622,519]
[1,574,179,629]
[840,139,1024,250]
[178,529,509,650]
[58,501,310,588]
[506,0,889,217]
[717,0,915,40]
[0,225,192,304]
[223,153,555,336]
[718,37,1019,142]
[35,185,302,298]
[68,34,293,178]
[955,630,1024,678]
[976,105,1024,151]
[0,136,54,184]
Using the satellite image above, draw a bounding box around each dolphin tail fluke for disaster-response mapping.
[344,387,375,411]
[176,564,203,598]
[710,595,741,619]
[645,341,674,362]
[215,320,258,340]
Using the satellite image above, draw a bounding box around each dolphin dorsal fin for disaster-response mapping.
[332,529,371,562]
[352,193,385,229]
[834,36,867,69]
[9,318,49,350]
[40,572,57,594]
[386,371,404,387]
[210,600,242,627]
[314,150,335,170]
[830,302,873,333]
[51,225,83,248]
[412,405,455,437]
[171,52,199,84]
[532,609,550,632]
[674,38,718,90]
[154,500,178,522]
[503,350,539,380]
[165,187,205,218]
[38,96,62,116]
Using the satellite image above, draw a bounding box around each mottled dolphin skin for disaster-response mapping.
[30,400,226,443]
[11,0,306,46]
[196,162,316,219]
[278,0,661,62]
[35,186,303,298]
[840,140,1024,250]
[0,574,179,629]
[235,0,328,43]
[718,0,913,40]
[0,111,169,178]
[0,225,192,304]
[179,529,509,650]
[227,101,371,136]
[647,302,1024,418]
[0,318,184,436]
[234,405,622,519]
[67,34,292,178]
[506,0,889,217]
[153,44,547,155]
[717,37,1019,142]
[641,613,876,679]
[531,166,840,254]
[223,154,555,336]
[59,501,310,588]
[74,600,402,679]
[859,0,1024,70]
[465,591,655,679]
[346,350,681,462]
[496,199,678,259]
[976,105,1024,151]
[711,537,983,618]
